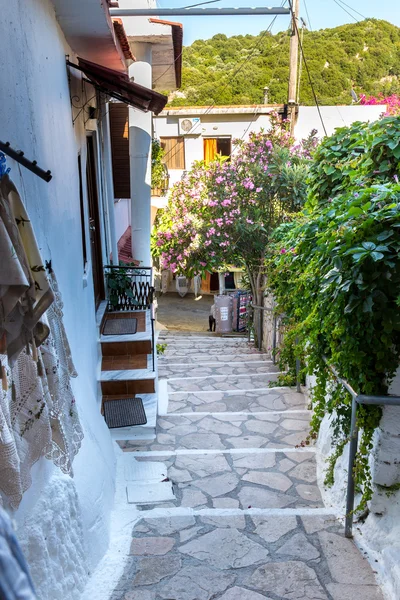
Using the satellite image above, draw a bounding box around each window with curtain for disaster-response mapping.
[203,137,231,163]
[160,137,185,169]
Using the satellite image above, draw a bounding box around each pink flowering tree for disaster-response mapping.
[152,115,316,312]
[360,94,400,116]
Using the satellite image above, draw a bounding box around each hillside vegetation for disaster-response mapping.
[169,19,400,106]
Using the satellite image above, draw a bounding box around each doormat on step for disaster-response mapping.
[103,397,147,428]
[102,317,138,336]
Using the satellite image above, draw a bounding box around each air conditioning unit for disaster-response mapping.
[178,117,200,135]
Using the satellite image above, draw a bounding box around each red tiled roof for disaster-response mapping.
[149,18,183,88]
[112,18,135,61]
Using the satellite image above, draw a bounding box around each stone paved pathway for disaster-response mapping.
[112,331,384,600]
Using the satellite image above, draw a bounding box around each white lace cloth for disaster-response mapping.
[0,273,84,508]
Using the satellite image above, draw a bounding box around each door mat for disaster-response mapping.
[103,397,147,429]
[102,317,138,336]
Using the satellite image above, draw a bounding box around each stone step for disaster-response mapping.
[167,372,282,393]
[168,387,306,414]
[163,347,264,357]
[159,362,278,379]
[118,411,311,453]
[125,513,384,600]
[159,353,271,365]
[123,450,322,510]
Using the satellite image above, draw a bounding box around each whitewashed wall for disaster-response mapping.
[295,105,385,139]
[0,1,116,598]
[154,105,385,190]
[115,197,131,243]
[153,112,273,188]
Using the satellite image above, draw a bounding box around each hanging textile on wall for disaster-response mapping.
[193,275,201,298]
[161,270,170,294]
[0,174,54,365]
[40,271,83,475]
[0,177,83,508]
[176,275,188,298]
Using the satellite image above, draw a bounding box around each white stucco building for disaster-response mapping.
[153,103,385,191]
[0,1,180,598]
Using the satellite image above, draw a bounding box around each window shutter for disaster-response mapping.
[109,103,130,198]
[160,137,185,170]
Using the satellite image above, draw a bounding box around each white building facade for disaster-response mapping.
[0,1,170,598]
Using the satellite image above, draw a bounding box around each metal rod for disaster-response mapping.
[323,357,358,398]
[357,395,400,406]
[345,396,359,538]
[0,140,52,182]
[272,315,277,365]
[109,7,290,16]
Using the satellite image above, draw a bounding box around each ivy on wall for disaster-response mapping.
[267,117,400,509]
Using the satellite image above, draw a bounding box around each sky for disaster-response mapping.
[157,0,400,45]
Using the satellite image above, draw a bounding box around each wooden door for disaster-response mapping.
[86,135,104,309]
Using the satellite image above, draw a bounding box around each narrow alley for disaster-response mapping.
[91,330,384,600]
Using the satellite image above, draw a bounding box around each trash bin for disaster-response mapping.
[215,294,233,334]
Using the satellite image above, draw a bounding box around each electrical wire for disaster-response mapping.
[332,0,358,22]
[336,0,366,20]
[303,0,312,30]
[160,1,287,165]
[182,0,221,9]
[288,0,328,136]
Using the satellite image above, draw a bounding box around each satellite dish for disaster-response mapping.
[351,89,359,103]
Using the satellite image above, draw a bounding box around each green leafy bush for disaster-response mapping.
[268,116,400,509]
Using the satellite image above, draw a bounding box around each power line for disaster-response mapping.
[288,0,327,136]
[183,0,221,9]
[336,0,366,20]
[157,0,287,166]
[160,1,287,165]
[303,0,312,31]
[332,0,358,22]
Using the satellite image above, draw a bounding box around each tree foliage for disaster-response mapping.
[168,19,400,107]
[267,116,400,509]
[152,115,314,315]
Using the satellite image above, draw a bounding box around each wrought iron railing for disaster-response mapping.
[104,265,154,311]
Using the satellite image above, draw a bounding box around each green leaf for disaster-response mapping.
[371,251,384,261]
[361,242,376,251]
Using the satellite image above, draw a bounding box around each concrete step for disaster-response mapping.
[159,361,277,380]
[168,386,306,414]
[167,372,282,393]
[123,512,385,600]
[119,410,311,453]
[159,353,271,365]
[163,346,264,357]
[100,366,156,396]
[121,449,322,509]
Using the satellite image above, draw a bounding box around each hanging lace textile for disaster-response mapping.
[0,178,83,508]
[0,348,52,509]
[40,270,83,475]
[0,174,54,365]
[193,275,201,298]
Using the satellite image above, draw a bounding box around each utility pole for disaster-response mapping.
[288,0,300,135]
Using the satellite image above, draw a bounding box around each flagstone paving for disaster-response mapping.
[109,331,385,600]
[168,387,307,413]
